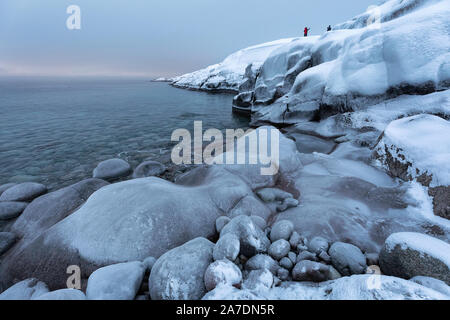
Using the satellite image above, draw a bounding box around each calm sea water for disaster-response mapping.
[0,77,249,190]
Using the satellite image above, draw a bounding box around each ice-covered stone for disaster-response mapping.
[308,237,330,254]
[245,254,279,275]
[329,242,367,276]
[204,260,242,291]
[213,233,240,262]
[149,238,214,300]
[33,289,86,300]
[243,269,274,291]
[379,232,450,285]
[86,261,145,300]
[0,278,48,300]
[292,260,331,282]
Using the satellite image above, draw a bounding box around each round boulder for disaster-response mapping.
[329,242,367,276]
[245,254,279,274]
[292,260,331,282]
[379,232,450,285]
[204,260,242,291]
[213,233,240,262]
[93,158,131,181]
[132,161,166,179]
[270,220,294,242]
[0,182,47,202]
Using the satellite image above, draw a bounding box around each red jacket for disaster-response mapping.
[304,28,309,36]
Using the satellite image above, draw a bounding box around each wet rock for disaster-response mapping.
[143,257,157,273]
[292,260,331,282]
[204,260,242,291]
[0,232,16,256]
[268,239,291,260]
[379,232,450,285]
[213,233,240,262]
[92,158,131,181]
[329,242,367,276]
[270,220,294,242]
[220,215,270,257]
[245,254,279,274]
[149,238,214,300]
[132,161,166,179]
[86,261,145,300]
[0,202,27,221]
[0,182,47,202]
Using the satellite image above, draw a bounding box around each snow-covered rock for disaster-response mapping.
[379,232,450,284]
[33,289,86,300]
[0,182,47,202]
[0,278,48,300]
[86,261,145,300]
[204,260,242,291]
[223,0,450,124]
[410,276,450,296]
[203,275,449,300]
[172,39,295,92]
[374,114,450,187]
[149,238,214,300]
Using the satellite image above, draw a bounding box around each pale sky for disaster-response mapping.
[0,0,378,78]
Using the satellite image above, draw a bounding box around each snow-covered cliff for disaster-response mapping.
[171,38,295,92]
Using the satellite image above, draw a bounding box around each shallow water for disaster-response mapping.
[0,78,249,190]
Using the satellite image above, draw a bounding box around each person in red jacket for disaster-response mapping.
[304,27,310,37]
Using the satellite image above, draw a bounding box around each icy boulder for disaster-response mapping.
[172,38,294,92]
[374,114,450,218]
[149,238,214,300]
[86,262,145,300]
[379,232,450,285]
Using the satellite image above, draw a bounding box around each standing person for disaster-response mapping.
[304,27,310,37]
[327,25,332,32]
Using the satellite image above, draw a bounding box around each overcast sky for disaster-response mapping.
[0,0,378,78]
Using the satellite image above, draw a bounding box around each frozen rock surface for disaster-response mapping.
[86,261,145,300]
[149,238,214,300]
[92,158,131,181]
[379,232,450,284]
[203,275,449,300]
[0,182,47,202]
[204,260,242,291]
[0,278,48,300]
[172,38,294,92]
[34,289,86,300]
